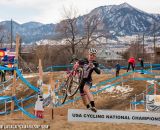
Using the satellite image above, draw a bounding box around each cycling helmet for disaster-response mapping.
[88,48,97,54]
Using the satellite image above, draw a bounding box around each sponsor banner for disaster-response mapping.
[155,75,160,79]
[68,109,160,125]
[146,95,160,111]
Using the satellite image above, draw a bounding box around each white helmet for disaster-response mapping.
[88,48,97,54]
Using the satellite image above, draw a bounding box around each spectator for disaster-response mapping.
[115,63,121,77]
[127,57,135,72]
[138,58,144,74]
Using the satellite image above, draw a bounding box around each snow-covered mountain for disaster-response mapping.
[0,3,160,43]
[85,2,160,36]
[0,21,56,43]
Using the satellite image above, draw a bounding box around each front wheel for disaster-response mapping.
[67,68,83,97]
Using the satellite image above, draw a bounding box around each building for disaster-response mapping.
[97,49,124,63]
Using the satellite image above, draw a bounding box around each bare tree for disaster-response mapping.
[81,14,106,52]
[55,6,83,55]
[122,40,150,62]
[56,6,107,58]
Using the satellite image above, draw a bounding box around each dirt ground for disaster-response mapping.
[0,70,160,130]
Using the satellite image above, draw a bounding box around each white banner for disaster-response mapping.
[68,109,160,125]
[146,95,160,112]
[155,75,160,79]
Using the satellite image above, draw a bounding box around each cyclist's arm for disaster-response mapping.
[93,67,101,74]
[93,61,101,74]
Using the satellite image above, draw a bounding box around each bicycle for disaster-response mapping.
[60,61,84,104]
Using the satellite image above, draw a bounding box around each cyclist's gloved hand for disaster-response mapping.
[89,62,94,68]
[93,61,99,68]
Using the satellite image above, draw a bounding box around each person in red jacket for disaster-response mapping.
[127,57,135,72]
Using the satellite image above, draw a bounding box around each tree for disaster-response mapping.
[56,6,108,58]
[81,14,107,53]
[122,35,149,61]
[55,6,82,55]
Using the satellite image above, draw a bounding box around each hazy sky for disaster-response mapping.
[0,0,160,24]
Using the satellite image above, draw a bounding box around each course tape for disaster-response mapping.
[0,76,20,94]
[130,100,144,105]
[13,96,37,119]
[0,67,159,117]
[16,68,39,92]
[44,64,73,72]
[0,96,37,119]
[0,65,14,71]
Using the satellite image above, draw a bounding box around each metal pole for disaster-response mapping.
[5,100,7,120]
[5,100,7,112]
[135,94,136,111]
[52,108,54,120]
[21,97,24,118]
[154,82,156,95]
[150,62,152,72]
[143,33,144,59]
[11,19,13,49]
[130,100,131,111]
[121,77,124,87]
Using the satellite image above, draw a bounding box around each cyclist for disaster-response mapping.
[78,48,101,112]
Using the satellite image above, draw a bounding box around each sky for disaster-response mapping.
[0,0,160,24]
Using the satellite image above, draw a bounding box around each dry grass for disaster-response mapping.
[0,71,160,130]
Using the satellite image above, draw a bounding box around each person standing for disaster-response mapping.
[138,58,144,74]
[127,57,135,72]
[115,63,121,77]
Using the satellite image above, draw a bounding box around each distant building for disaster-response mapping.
[97,49,124,62]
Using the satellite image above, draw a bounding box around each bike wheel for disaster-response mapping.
[58,81,68,104]
[60,76,74,104]
[61,92,67,104]
[67,68,84,97]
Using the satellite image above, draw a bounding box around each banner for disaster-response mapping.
[146,95,160,112]
[0,48,15,65]
[68,109,160,125]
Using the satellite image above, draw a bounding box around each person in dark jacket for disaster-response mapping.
[115,63,121,77]
[138,58,144,74]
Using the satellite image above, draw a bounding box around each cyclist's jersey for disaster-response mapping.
[79,58,101,81]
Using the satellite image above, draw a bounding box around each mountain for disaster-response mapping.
[0,21,56,43]
[0,3,160,43]
[85,2,160,36]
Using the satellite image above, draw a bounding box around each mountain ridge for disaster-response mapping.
[0,2,159,43]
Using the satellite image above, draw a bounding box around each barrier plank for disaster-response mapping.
[68,109,160,125]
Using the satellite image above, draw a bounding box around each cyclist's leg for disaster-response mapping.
[79,80,90,108]
[84,84,94,103]
[83,82,96,111]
